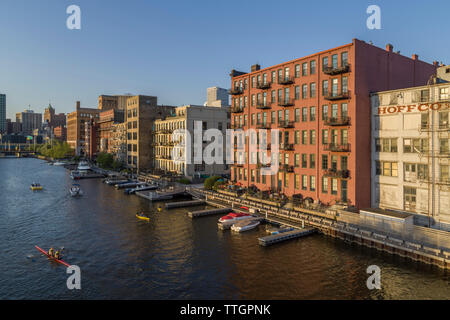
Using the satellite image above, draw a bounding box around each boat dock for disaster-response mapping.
[218,216,264,230]
[258,228,316,246]
[136,189,189,202]
[166,200,205,209]
[188,207,233,219]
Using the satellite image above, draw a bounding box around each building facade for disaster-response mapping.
[0,94,5,134]
[371,73,450,230]
[205,87,230,107]
[44,104,66,129]
[110,122,127,163]
[125,95,174,172]
[98,95,131,111]
[66,101,100,156]
[229,39,437,209]
[153,104,230,179]
[53,125,67,141]
[98,108,125,153]
[16,110,42,136]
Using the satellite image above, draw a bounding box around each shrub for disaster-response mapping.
[178,178,191,185]
[204,175,221,190]
[212,180,225,191]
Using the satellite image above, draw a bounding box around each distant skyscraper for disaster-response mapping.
[0,94,6,133]
[205,87,229,107]
[16,110,42,136]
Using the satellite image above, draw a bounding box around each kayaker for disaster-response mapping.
[54,251,61,260]
[48,247,54,257]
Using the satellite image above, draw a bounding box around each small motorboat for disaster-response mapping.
[53,161,66,166]
[77,161,91,171]
[136,212,150,222]
[231,218,261,232]
[30,183,43,191]
[218,212,252,227]
[70,184,83,197]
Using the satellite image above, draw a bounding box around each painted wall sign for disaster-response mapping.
[377,102,450,115]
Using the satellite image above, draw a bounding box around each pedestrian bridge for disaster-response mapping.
[0,144,36,156]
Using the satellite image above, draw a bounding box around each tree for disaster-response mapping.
[204,176,221,190]
[96,153,114,169]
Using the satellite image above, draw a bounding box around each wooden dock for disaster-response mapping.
[188,207,232,219]
[166,200,205,209]
[258,228,316,246]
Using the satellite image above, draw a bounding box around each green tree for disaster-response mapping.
[204,176,221,190]
[96,153,114,169]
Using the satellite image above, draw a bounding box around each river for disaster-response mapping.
[0,158,448,299]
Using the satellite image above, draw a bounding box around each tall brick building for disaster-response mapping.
[230,39,437,209]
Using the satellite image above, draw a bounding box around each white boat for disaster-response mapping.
[231,218,261,232]
[218,212,253,227]
[77,161,91,171]
[70,184,83,197]
[53,161,66,166]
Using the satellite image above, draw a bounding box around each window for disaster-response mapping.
[404,138,428,153]
[440,165,449,183]
[322,57,328,71]
[331,104,338,118]
[404,187,416,210]
[244,79,248,89]
[341,156,348,170]
[295,131,300,144]
[310,154,315,169]
[302,84,308,99]
[271,111,276,124]
[251,94,255,106]
[322,177,328,193]
[310,83,316,98]
[302,175,308,190]
[271,90,276,103]
[440,138,449,154]
[295,86,300,100]
[251,77,256,88]
[322,155,328,170]
[331,178,338,195]
[341,103,348,119]
[295,109,300,122]
[295,64,300,78]
[375,161,381,175]
[382,162,398,177]
[378,138,397,152]
[322,129,328,145]
[439,112,449,129]
[271,71,276,83]
[322,80,329,96]
[331,54,338,68]
[341,52,348,67]
[322,105,328,120]
[295,153,300,167]
[302,154,308,168]
[342,77,348,94]
[295,174,300,189]
[310,106,316,121]
[309,130,316,145]
[302,108,308,122]
[420,89,429,102]
[439,87,449,101]
[310,60,316,74]
[302,130,308,144]
[302,63,308,76]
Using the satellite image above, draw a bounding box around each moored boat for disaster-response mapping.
[231,218,261,232]
[77,161,91,171]
[218,212,252,227]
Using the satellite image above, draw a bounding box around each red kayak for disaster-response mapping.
[35,246,71,267]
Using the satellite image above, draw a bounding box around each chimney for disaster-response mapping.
[386,44,393,52]
[412,54,419,61]
[251,64,261,72]
[76,101,80,110]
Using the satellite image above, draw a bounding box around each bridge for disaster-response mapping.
[0,143,37,157]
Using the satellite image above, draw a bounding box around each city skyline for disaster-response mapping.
[1,0,450,119]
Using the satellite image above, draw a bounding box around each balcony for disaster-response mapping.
[279,164,294,172]
[280,143,294,151]
[232,123,244,130]
[278,76,294,85]
[324,90,350,101]
[256,82,272,90]
[324,143,351,152]
[324,116,351,126]
[256,122,271,129]
[278,120,295,129]
[229,87,244,95]
[323,64,350,75]
[256,102,271,109]
[324,169,350,179]
[278,98,295,107]
[232,106,244,113]
[257,162,271,168]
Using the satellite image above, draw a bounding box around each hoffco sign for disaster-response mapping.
[377,102,450,115]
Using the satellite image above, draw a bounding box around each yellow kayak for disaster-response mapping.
[136,214,150,222]
[30,184,43,191]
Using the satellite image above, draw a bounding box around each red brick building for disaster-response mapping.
[230,39,437,209]
[53,125,67,141]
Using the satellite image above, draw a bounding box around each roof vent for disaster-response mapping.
[251,64,261,72]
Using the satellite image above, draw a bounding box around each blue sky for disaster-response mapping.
[0,0,449,119]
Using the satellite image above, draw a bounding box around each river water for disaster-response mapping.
[0,158,448,300]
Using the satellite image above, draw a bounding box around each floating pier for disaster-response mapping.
[258,228,316,246]
[188,207,232,219]
[166,200,205,209]
[136,189,189,202]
